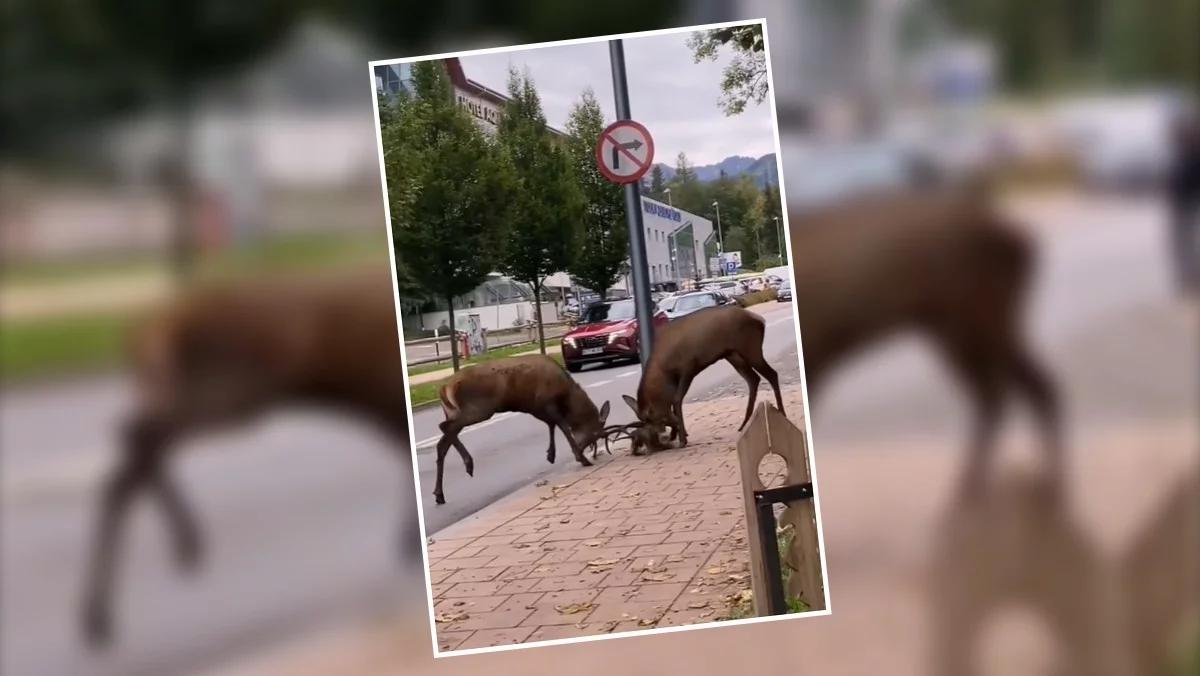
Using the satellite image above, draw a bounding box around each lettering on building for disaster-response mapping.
[643,201,683,222]
[456,94,500,126]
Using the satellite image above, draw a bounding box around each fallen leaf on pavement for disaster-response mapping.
[586,558,620,567]
[434,611,469,623]
[555,602,596,615]
[637,618,656,626]
[534,480,548,487]
[706,566,725,575]
[641,572,674,582]
[687,600,709,609]
[583,540,603,547]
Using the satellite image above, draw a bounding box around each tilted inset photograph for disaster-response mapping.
[371,20,830,656]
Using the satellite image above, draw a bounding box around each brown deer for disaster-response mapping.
[618,305,785,453]
[617,185,1060,498]
[432,354,612,504]
[787,186,1061,496]
[80,268,415,647]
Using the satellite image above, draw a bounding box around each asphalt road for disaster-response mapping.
[1,194,1188,676]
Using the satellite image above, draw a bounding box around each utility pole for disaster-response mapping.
[609,39,655,366]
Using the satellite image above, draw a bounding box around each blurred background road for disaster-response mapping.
[2,1,1196,675]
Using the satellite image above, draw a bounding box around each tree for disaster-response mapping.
[564,89,628,301]
[496,68,583,354]
[380,60,514,370]
[649,165,666,200]
[688,24,768,116]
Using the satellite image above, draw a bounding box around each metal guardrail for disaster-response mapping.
[403,321,570,368]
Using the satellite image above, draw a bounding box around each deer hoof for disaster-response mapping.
[578,457,593,467]
[434,492,445,505]
[174,534,204,573]
[81,600,113,649]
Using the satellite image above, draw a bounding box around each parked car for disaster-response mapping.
[776,278,793,302]
[561,299,668,372]
[658,290,727,321]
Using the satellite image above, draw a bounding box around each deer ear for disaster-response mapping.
[622,394,638,414]
[598,400,610,424]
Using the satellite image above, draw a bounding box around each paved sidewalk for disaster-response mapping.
[424,385,809,651]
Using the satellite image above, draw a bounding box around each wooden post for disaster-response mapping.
[736,402,825,615]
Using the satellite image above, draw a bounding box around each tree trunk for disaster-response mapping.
[446,295,460,371]
[532,278,546,354]
[167,95,197,284]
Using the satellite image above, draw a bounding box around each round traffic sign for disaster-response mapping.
[594,120,654,184]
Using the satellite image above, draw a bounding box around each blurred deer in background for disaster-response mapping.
[790,185,1061,496]
[81,268,414,647]
[432,354,615,504]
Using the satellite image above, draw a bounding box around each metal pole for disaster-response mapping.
[610,39,655,366]
[774,216,782,257]
[713,201,724,251]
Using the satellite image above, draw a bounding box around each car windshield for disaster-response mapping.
[675,294,714,312]
[779,279,791,290]
[657,296,678,312]
[581,300,636,323]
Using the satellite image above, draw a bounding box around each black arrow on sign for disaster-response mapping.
[611,139,644,169]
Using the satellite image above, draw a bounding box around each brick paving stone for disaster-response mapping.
[455,627,535,649]
[424,387,817,651]
[434,630,475,651]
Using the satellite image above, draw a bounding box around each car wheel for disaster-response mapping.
[566,361,582,373]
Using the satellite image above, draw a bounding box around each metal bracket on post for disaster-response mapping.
[736,403,826,616]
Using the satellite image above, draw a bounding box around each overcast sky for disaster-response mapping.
[458,29,777,167]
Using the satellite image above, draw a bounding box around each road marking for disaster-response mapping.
[587,379,612,387]
[414,412,518,448]
[768,317,794,327]
[617,371,639,378]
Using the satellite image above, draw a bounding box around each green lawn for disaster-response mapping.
[2,230,386,288]
[1,231,387,383]
[408,352,564,409]
[406,341,557,377]
[1,312,130,382]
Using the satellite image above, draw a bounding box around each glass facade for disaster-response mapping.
[374,63,413,97]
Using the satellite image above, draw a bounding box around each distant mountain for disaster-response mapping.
[652,153,778,188]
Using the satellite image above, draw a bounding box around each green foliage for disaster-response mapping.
[379,61,514,368]
[648,164,666,200]
[687,24,768,116]
[496,68,583,352]
[564,88,628,300]
[931,0,1199,92]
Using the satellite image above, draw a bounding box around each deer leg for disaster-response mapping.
[439,419,474,477]
[944,346,1007,501]
[726,355,762,431]
[752,358,785,417]
[554,418,593,467]
[81,416,162,647]
[670,374,694,447]
[1007,344,1062,487]
[147,458,203,572]
[433,421,463,505]
[545,421,557,464]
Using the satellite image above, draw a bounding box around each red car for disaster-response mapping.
[561,298,668,372]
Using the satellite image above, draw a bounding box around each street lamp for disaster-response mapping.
[773,215,782,260]
[663,187,672,207]
[711,200,724,253]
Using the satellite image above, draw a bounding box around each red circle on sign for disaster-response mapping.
[595,120,655,184]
